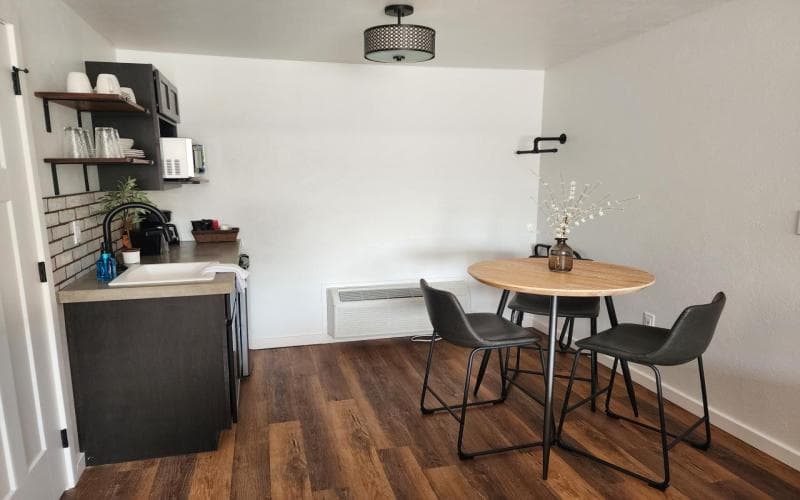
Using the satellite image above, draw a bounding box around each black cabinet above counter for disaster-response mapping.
[84,61,182,191]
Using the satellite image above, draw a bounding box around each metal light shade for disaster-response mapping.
[364,24,435,63]
[364,5,435,63]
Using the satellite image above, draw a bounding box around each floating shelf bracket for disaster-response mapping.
[516,133,567,154]
[44,158,152,196]
[40,97,86,133]
[47,161,90,196]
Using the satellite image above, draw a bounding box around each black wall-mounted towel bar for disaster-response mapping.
[516,133,567,154]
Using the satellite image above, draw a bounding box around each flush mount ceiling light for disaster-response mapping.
[364,4,435,63]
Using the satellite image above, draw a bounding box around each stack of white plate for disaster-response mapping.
[124,149,145,158]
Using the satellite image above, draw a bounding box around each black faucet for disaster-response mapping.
[102,202,172,255]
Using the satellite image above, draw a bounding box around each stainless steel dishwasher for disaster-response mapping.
[238,254,250,376]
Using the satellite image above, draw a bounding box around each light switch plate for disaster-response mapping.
[643,312,655,327]
[796,211,800,235]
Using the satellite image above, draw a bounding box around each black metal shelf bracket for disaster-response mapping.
[11,66,28,96]
[516,133,567,154]
[48,161,91,196]
[41,98,84,133]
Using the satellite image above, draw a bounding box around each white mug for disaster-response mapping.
[119,87,137,103]
[121,248,141,265]
[66,72,92,93]
[95,73,121,94]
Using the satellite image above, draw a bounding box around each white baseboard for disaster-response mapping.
[72,452,85,487]
[249,331,418,349]
[529,318,800,471]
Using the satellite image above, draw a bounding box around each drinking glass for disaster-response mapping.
[62,127,88,158]
[95,127,122,158]
[79,127,94,157]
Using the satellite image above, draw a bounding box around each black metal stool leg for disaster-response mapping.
[652,366,671,489]
[558,360,672,490]
[589,317,598,412]
[457,349,479,459]
[472,350,491,396]
[604,358,619,414]
[420,332,438,413]
[558,317,574,351]
[604,296,639,416]
[697,356,712,449]
[498,348,508,400]
[556,349,584,439]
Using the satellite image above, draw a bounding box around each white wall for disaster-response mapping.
[4,0,115,196]
[539,0,800,468]
[117,49,545,347]
[0,0,115,490]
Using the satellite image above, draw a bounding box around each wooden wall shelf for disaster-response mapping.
[164,177,209,185]
[44,157,153,165]
[34,92,148,132]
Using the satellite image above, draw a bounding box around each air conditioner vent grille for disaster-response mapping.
[339,288,422,302]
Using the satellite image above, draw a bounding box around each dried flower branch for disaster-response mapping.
[538,180,639,239]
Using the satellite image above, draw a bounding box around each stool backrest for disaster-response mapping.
[420,279,480,346]
[652,292,726,365]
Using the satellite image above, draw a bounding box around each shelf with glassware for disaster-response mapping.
[33,92,149,133]
[44,158,154,196]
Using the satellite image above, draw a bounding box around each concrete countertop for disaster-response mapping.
[57,241,241,304]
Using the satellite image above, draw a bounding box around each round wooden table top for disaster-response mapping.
[468,258,655,297]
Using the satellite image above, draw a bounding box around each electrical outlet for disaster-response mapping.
[72,220,82,245]
[643,312,655,327]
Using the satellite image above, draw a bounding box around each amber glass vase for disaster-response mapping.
[548,238,574,272]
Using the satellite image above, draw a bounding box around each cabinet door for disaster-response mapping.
[154,69,180,124]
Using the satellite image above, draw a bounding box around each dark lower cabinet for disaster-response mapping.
[64,294,233,465]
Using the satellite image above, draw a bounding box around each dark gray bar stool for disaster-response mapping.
[419,279,548,459]
[556,292,726,490]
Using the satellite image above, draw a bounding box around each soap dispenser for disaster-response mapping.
[96,243,117,282]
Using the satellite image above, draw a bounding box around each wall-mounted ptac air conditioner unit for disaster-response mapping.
[326,281,470,339]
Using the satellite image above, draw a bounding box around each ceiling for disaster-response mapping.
[64,0,729,69]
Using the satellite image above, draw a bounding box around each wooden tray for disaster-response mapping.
[192,228,239,243]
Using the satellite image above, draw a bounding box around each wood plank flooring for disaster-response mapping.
[63,336,800,499]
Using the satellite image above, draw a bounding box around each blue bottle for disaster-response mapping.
[96,244,118,282]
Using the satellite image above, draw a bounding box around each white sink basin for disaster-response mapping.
[108,261,219,287]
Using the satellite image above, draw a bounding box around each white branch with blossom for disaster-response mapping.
[538,176,639,239]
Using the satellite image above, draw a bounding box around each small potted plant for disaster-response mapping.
[100,176,152,264]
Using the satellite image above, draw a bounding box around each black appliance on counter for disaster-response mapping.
[131,210,180,255]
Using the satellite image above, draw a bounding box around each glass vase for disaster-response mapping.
[548,238,574,272]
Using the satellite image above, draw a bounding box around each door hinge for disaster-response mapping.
[60,428,69,448]
[11,66,28,96]
[37,262,47,283]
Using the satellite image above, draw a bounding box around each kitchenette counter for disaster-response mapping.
[57,241,240,304]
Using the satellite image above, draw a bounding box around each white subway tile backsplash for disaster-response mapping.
[49,240,63,256]
[55,251,73,269]
[43,191,120,290]
[47,197,66,211]
[74,205,90,219]
[51,224,70,241]
[45,212,60,226]
[59,209,76,223]
[66,261,81,278]
[52,267,66,284]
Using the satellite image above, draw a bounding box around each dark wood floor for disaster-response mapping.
[63,336,800,499]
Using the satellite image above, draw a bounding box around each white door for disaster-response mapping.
[0,20,64,500]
